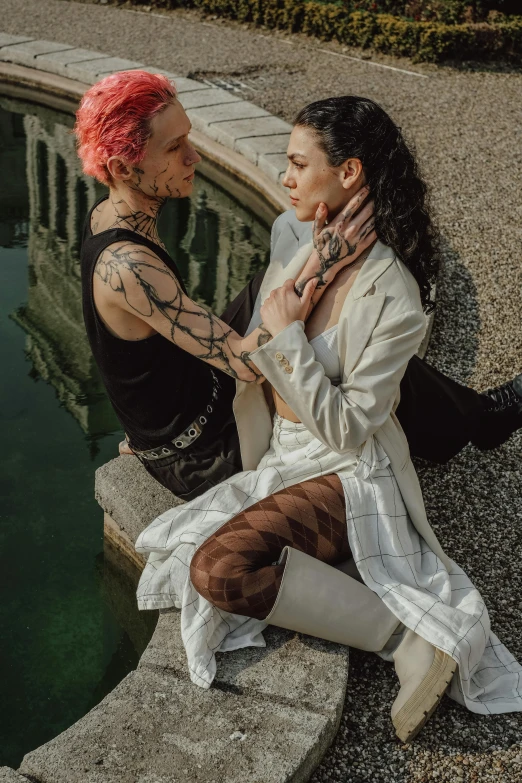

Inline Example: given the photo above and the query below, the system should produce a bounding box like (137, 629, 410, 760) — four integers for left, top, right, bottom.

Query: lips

(184, 172, 195, 182)
(290, 195, 299, 205)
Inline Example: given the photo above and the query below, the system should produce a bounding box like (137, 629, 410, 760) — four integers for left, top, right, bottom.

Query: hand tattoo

(311, 208, 375, 288)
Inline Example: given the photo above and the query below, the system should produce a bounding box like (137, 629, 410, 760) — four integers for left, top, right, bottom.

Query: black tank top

(81, 197, 233, 450)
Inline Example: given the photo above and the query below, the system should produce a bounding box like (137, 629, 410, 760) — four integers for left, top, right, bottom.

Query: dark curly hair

(294, 96, 440, 312)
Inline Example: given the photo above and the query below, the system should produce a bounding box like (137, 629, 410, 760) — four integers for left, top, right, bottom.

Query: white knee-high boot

(265, 546, 400, 652)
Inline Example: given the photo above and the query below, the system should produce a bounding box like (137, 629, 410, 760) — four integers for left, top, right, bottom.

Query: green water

(0, 95, 271, 768)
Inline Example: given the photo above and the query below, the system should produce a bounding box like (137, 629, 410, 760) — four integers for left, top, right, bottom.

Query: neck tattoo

(108, 195, 166, 249)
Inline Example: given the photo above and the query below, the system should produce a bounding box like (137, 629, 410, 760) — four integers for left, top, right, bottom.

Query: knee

(190, 542, 212, 602)
(190, 533, 257, 614)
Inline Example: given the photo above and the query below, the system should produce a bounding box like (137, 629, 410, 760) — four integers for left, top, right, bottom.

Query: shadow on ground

(311, 245, 522, 782)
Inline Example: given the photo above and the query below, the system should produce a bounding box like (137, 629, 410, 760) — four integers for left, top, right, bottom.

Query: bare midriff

(269, 253, 370, 423)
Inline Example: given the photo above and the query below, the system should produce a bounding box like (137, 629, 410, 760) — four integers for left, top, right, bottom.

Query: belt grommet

(207, 405, 213, 413)
(199, 416, 207, 425)
(175, 440, 184, 448)
(150, 451, 158, 458)
(188, 428, 197, 437)
(162, 447, 171, 455)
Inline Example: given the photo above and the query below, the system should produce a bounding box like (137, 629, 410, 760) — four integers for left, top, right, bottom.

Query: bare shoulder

(93, 241, 183, 315)
(95, 240, 167, 274)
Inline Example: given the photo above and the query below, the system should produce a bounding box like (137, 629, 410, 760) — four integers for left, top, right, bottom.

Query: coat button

(281, 358, 290, 367)
(275, 352, 284, 361)
(284, 366, 293, 374)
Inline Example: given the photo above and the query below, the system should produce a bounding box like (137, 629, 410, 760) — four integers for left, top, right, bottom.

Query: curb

(0, 34, 291, 214)
(17, 454, 349, 783)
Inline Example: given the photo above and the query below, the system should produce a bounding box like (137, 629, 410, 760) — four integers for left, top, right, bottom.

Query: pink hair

(74, 70, 177, 185)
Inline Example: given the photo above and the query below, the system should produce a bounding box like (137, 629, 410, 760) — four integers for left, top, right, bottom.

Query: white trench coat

(137, 239, 522, 713)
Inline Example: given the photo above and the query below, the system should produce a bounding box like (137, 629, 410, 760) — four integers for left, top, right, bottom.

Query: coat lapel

(245, 242, 313, 334)
(339, 292, 386, 380)
(351, 241, 396, 299)
(338, 242, 395, 378)
(259, 242, 313, 305)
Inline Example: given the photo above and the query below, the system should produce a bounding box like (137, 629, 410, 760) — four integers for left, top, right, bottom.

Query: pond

(0, 94, 274, 768)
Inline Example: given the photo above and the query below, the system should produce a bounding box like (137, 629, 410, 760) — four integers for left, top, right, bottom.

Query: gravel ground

(1, 1, 521, 781)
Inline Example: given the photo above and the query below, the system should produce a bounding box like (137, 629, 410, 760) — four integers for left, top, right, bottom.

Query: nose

(186, 142, 202, 167)
(282, 165, 294, 190)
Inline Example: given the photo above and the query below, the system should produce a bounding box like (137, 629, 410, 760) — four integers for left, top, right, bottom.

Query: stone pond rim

(0, 44, 351, 783)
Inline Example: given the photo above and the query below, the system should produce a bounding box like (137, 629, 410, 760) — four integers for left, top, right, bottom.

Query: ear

(106, 156, 134, 183)
(340, 157, 364, 191)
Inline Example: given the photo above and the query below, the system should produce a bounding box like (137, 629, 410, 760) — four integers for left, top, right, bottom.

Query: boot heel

(393, 648, 457, 743)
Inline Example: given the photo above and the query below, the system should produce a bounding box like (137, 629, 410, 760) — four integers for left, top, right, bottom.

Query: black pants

(144, 271, 485, 498)
(396, 354, 484, 463)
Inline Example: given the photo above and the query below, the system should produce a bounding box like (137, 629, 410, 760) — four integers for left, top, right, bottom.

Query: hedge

(312, 1, 521, 25)
(126, 0, 522, 62)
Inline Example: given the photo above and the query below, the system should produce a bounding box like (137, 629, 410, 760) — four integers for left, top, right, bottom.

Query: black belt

(130, 371, 221, 461)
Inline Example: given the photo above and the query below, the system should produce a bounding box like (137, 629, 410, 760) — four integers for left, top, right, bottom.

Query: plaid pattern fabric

(136, 417, 522, 715)
(190, 475, 349, 619)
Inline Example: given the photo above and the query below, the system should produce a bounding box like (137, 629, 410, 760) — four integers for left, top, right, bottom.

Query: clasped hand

(260, 277, 317, 337)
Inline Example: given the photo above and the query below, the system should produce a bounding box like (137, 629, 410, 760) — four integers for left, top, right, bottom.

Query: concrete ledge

(0, 768, 29, 782)
(104, 512, 146, 571)
(235, 133, 290, 164)
(141, 608, 349, 714)
(0, 34, 35, 48)
(12, 454, 349, 783)
(95, 456, 182, 548)
(20, 664, 344, 783)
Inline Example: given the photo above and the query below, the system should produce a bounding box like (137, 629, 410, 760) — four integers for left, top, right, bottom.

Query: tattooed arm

(93, 241, 271, 382)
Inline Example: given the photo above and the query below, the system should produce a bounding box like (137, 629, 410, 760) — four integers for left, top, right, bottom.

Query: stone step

(0, 769, 30, 782)
(22, 452, 349, 781)
(20, 661, 343, 783)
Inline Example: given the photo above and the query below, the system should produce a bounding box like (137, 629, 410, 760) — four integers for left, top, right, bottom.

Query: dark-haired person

(136, 96, 522, 741)
(76, 70, 521, 504)
(268, 201, 522, 464)
(75, 71, 375, 500)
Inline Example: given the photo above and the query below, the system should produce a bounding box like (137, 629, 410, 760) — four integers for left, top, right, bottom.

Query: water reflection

(0, 94, 273, 768)
(1, 97, 271, 452)
(0, 105, 28, 246)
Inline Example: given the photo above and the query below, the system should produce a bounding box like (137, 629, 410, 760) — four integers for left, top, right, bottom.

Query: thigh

(190, 473, 350, 619)
(398, 355, 484, 463)
(194, 473, 350, 570)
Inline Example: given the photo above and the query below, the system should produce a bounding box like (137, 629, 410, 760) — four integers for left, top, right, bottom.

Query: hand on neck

(328, 181, 366, 224)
